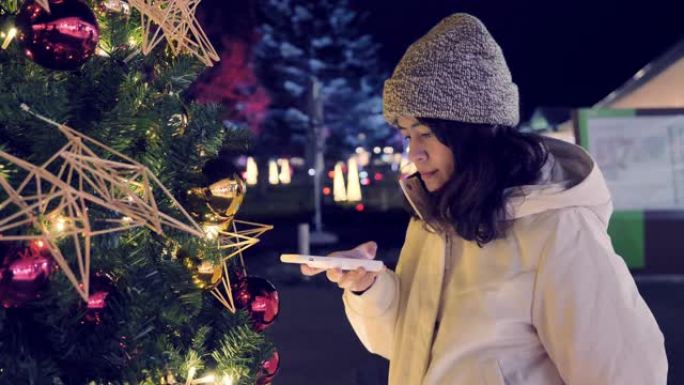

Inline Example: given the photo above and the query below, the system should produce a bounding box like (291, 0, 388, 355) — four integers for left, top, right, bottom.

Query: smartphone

(280, 254, 385, 272)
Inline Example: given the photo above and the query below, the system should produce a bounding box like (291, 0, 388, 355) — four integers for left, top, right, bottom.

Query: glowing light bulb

(185, 367, 197, 385)
(95, 47, 110, 57)
(203, 224, 220, 240)
(53, 216, 67, 233)
(192, 372, 216, 384)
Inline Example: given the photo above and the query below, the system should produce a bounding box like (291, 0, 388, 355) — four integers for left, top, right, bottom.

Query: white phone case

(280, 254, 385, 272)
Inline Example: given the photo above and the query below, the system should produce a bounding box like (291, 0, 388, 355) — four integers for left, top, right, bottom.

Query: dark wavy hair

(411, 118, 548, 246)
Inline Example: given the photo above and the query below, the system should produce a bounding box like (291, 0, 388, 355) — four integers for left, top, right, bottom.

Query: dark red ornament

(0, 240, 56, 308)
(256, 349, 280, 385)
(15, 0, 100, 70)
(81, 272, 115, 325)
(234, 276, 279, 332)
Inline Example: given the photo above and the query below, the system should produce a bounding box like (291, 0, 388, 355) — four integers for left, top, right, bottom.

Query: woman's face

(397, 116, 455, 192)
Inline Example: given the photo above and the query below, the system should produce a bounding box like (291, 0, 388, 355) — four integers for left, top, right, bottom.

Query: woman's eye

(420, 133, 433, 138)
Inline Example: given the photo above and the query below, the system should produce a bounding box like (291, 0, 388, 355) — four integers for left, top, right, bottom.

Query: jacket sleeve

(342, 268, 400, 359)
(531, 207, 668, 385)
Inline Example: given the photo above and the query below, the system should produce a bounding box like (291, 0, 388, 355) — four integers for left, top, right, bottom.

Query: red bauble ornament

(256, 350, 280, 385)
(234, 276, 279, 332)
(0, 240, 56, 308)
(15, 0, 100, 70)
(81, 272, 115, 325)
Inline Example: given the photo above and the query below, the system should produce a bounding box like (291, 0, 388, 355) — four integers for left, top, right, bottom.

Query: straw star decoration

(127, 0, 219, 66)
(19, 104, 204, 239)
(34, 0, 50, 13)
(29, 0, 50, 13)
(0, 104, 204, 302)
(209, 219, 273, 313)
(0, 152, 94, 301)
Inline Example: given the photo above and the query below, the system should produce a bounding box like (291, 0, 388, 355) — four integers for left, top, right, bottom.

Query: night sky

(355, 0, 684, 120)
(200, 0, 684, 122)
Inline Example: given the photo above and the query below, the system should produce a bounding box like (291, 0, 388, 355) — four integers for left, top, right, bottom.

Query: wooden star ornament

(128, 0, 219, 66)
(0, 104, 205, 302)
(209, 219, 273, 313)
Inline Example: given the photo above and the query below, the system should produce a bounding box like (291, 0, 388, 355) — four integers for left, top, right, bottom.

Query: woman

(301, 13, 667, 385)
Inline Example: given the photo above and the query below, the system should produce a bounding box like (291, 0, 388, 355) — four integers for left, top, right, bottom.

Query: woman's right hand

(301, 241, 380, 293)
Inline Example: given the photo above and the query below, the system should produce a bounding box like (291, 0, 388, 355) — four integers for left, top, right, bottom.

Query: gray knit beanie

(383, 13, 519, 127)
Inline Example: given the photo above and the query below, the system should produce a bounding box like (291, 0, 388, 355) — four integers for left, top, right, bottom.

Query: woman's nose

(408, 145, 427, 163)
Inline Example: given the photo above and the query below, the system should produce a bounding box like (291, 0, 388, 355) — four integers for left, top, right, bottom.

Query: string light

(188, 372, 234, 385)
(193, 373, 215, 384)
(173, 368, 235, 385)
(1, 27, 17, 50)
(52, 215, 68, 234)
(203, 224, 220, 240)
(95, 47, 110, 57)
(185, 367, 197, 385)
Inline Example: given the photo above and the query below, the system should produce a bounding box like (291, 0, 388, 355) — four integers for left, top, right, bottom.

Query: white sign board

(585, 114, 684, 210)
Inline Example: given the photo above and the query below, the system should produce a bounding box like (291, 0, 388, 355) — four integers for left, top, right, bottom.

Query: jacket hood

(399, 137, 613, 225)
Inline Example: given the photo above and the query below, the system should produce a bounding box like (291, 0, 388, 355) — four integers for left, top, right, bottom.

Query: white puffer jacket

(343, 138, 667, 385)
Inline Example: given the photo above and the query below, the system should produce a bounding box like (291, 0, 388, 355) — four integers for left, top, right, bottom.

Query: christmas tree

(253, 0, 393, 160)
(0, 0, 279, 383)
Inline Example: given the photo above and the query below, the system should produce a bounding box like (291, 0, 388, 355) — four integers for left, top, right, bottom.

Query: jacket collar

(399, 172, 433, 222)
